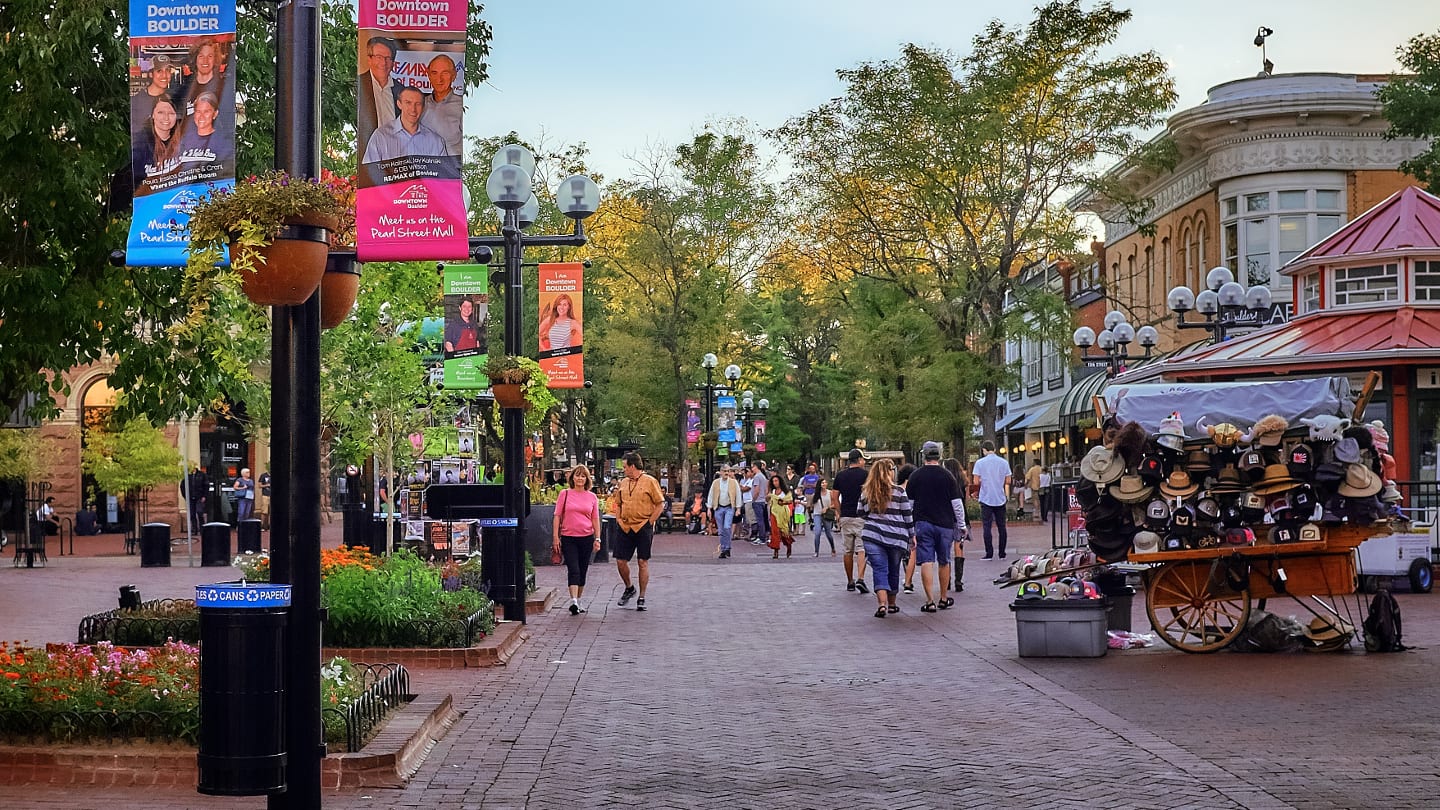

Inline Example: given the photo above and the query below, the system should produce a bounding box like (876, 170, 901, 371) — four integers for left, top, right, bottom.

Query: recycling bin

(201, 522, 232, 567)
(139, 522, 171, 567)
(237, 519, 263, 554)
(196, 582, 291, 796)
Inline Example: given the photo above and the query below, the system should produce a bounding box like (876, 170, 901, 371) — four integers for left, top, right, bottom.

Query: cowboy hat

(1184, 448, 1214, 473)
(1109, 474, 1154, 504)
(1337, 463, 1383, 498)
(1079, 445, 1125, 484)
(1251, 464, 1301, 495)
(1302, 615, 1355, 645)
(1159, 470, 1199, 498)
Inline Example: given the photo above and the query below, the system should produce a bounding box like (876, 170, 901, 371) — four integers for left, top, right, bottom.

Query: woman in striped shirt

(859, 458, 915, 618)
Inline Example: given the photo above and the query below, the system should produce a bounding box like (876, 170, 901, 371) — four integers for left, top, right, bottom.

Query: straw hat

(1109, 474, 1154, 504)
(1080, 445, 1125, 484)
(1302, 615, 1355, 649)
(1251, 464, 1301, 495)
(1337, 463, 1383, 498)
(1159, 469, 1199, 498)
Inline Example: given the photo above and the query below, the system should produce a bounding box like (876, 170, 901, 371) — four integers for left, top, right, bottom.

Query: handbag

(552, 490, 571, 565)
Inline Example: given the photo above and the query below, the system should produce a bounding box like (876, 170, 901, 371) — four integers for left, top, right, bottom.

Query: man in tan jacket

(707, 464, 743, 559)
(610, 452, 665, 611)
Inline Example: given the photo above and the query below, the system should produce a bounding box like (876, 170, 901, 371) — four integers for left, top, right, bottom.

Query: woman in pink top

(553, 464, 602, 615)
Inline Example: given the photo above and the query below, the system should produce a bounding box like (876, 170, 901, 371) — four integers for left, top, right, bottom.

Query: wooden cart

(1128, 526, 1381, 652)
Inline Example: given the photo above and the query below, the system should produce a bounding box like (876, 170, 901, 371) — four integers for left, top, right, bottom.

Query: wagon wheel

(1144, 561, 1252, 653)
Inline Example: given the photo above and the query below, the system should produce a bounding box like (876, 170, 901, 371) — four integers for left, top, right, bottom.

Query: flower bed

(0, 642, 384, 749)
(76, 598, 199, 647)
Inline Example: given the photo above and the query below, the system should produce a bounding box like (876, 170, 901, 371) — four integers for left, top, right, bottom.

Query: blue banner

(195, 583, 292, 608)
(126, 0, 238, 267)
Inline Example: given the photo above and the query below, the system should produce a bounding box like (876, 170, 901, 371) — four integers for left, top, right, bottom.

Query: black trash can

(1092, 570, 1134, 633)
(139, 522, 171, 567)
(196, 582, 290, 796)
(236, 519, 263, 554)
(368, 515, 402, 556)
(341, 502, 367, 549)
(201, 523, 232, 567)
(595, 514, 617, 563)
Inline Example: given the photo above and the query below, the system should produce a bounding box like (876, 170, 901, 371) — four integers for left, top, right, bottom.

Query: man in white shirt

(421, 54, 463, 156)
(971, 440, 1012, 559)
(363, 87, 446, 163)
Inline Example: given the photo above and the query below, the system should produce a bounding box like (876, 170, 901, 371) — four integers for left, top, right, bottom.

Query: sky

(468, 0, 1439, 185)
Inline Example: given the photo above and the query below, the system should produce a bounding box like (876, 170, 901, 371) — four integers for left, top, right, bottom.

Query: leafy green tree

(1379, 28, 1440, 192)
(586, 126, 778, 484)
(80, 418, 183, 497)
(773, 1, 1175, 447)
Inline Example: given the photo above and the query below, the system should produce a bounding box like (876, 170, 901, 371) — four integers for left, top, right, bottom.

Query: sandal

(874, 606, 887, 619)
(921, 602, 937, 613)
(939, 597, 955, 609)
(887, 605, 899, 614)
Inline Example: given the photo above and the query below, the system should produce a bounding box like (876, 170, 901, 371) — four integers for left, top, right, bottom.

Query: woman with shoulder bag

(553, 465, 602, 615)
(811, 479, 837, 557)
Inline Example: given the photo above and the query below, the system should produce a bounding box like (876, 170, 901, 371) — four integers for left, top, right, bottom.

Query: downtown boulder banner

(441, 264, 489, 390)
(537, 263, 585, 388)
(126, 0, 237, 266)
(356, 0, 468, 262)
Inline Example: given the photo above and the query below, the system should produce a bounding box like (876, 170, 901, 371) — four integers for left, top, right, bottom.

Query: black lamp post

(1072, 311, 1158, 378)
(692, 354, 740, 488)
(471, 144, 599, 624)
(1167, 266, 1275, 345)
(738, 389, 769, 464)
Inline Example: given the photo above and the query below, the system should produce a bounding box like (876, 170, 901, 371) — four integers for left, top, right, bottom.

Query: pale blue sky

(469, 1, 1438, 183)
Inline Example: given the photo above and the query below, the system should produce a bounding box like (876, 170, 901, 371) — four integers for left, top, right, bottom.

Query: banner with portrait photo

(441, 264, 489, 389)
(685, 400, 700, 444)
(126, 0, 237, 267)
(356, 1, 468, 262)
(537, 262, 585, 388)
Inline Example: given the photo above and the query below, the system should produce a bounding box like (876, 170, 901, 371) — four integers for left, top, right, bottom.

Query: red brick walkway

(3, 519, 1440, 808)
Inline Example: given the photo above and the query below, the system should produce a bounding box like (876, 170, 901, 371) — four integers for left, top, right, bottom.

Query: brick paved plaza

(2, 521, 1439, 808)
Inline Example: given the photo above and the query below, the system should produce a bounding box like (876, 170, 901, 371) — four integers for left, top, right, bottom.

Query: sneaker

(618, 585, 637, 606)
(635, 597, 646, 612)
(569, 603, 580, 616)
(847, 582, 856, 591)
(855, 580, 870, 595)
(903, 584, 914, 594)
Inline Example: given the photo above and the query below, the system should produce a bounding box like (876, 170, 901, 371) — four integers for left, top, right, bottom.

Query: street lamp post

(738, 390, 770, 464)
(692, 354, 738, 489)
(1167, 266, 1275, 344)
(1072, 310, 1158, 377)
(472, 145, 599, 624)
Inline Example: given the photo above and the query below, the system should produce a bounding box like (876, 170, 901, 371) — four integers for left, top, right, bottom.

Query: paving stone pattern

(2, 522, 1440, 807)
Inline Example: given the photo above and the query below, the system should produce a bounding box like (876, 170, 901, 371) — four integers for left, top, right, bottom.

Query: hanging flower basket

(491, 383, 530, 410)
(232, 212, 337, 306)
(320, 253, 361, 328)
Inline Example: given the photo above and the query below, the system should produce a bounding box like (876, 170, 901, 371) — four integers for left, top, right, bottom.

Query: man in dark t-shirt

(833, 449, 870, 593)
(906, 441, 959, 611)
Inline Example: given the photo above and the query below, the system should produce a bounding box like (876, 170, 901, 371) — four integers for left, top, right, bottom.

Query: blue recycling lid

(195, 583, 292, 608)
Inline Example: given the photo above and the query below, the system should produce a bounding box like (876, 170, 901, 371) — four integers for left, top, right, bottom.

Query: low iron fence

(321, 662, 410, 753)
(77, 598, 200, 646)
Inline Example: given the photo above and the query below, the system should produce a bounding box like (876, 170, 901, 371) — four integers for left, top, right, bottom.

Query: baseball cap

(847, 448, 869, 463)
(921, 441, 942, 459)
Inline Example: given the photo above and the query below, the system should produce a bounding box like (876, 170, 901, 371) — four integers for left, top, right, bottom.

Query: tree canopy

(1379, 28, 1440, 192)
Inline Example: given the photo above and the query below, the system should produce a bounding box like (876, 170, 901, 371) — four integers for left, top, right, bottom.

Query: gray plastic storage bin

(1009, 599, 1110, 658)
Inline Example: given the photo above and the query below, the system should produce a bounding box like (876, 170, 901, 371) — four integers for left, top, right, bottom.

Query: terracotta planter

(491, 383, 530, 410)
(320, 254, 361, 329)
(232, 213, 337, 306)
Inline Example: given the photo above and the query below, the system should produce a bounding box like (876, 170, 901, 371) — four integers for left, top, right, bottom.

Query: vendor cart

(1128, 526, 1378, 652)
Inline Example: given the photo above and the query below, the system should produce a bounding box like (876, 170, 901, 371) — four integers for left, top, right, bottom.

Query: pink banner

(355, 0, 468, 261)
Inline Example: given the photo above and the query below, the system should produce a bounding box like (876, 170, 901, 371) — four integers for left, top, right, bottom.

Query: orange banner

(537, 262, 584, 388)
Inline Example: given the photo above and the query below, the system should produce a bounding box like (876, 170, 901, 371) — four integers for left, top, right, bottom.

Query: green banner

(441, 264, 490, 389)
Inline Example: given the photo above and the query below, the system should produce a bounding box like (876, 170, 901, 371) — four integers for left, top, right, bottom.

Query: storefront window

(1221, 185, 1346, 289)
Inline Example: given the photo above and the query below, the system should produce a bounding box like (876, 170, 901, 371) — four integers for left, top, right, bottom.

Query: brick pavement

(3, 518, 1440, 808)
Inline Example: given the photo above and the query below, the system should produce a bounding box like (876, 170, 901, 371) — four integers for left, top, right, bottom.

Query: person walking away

(234, 468, 255, 523)
(747, 462, 770, 548)
(553, 465, 602, 614)
(766, 473, 794, 559)
(707, 465, 742, 558)
(811, 479, 837, 556)
(943, 457, 970, 591)
(185, 465, 208, 531)
(896, 460, 918, 593)
(1025, 460, 1043, 523)
(256, 470, 272, 530)
(906, 442, 960, 612)
(834, 449, 870, 593)
(798, 461, 820, 534)
(859, 459, 914, 618)
(1038, 466, 1053, 523)
(972, 442, 1011, 559)
(609, 453, 665, 611)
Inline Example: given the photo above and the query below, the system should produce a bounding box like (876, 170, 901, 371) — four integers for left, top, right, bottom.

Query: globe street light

(1167, 266, 1274, 344)
(1072, 310, 1157, 377)
(738, 390, 770, 463)
(691, 353, 735, 489)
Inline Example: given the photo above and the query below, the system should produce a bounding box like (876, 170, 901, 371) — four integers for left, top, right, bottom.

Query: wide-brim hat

(1337, 463, 1383, 498)
(1109, 474, 1154, 503)
(1159, 470, 1199, 498)
(1251, 464, 1301, 495)
(1155, 433, 1185, 452)
(1185, 448, 1213, 473)
(1209, 465, 1246, 493)
(1080, 445, 1125, 484)
(1303, 615, 1355, 645)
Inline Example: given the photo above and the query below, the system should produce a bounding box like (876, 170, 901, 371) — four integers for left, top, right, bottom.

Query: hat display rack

(1074, 371, 1396, 562)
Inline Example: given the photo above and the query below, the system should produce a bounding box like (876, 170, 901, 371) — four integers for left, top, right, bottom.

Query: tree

(1379, 29, 1440, 192)
(773, 1, 1175, 449)
(80, 418, 183, 498)
(586, 126, 778, 485)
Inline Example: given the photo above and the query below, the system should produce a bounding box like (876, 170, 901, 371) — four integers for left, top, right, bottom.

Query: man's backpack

(1363, 589, 1405, 652)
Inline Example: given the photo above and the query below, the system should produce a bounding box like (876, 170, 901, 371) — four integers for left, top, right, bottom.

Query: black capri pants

(560, 535, 594, 587)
